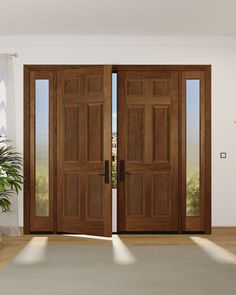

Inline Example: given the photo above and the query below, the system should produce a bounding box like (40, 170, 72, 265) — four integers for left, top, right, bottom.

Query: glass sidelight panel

(186, 80, 200, 216)
(35, 80, 49, 216)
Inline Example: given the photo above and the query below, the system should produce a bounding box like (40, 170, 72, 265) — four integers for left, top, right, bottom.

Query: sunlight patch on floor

(13, 237, 48, 265)
(63, 234, 112, 241)
(191, 237, 236, 265)
(112, 235, 137, 265)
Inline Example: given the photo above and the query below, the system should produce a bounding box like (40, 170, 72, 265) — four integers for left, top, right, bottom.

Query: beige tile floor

(1, 227, 236, 270)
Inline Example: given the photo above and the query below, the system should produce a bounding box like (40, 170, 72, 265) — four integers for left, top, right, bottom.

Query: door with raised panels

(117, 69, 179, 232)
(56, 66, 112, 236)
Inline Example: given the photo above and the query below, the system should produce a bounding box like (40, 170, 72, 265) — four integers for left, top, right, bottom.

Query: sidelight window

(186, 80, 200, 217)
(35, 79, 49, 216)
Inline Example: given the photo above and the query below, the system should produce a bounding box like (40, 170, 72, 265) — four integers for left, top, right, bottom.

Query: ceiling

(1, 0, 236, 35)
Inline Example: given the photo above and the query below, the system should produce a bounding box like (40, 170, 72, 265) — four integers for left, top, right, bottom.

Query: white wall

(1, 35, 236, 227)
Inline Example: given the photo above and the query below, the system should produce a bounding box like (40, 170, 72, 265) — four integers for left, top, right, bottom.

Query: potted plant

(0, 138, 23, 216)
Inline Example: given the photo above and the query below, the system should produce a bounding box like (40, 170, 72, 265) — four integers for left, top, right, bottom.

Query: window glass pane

(186, 80, 200, 216)
(35, 80, 49, 216)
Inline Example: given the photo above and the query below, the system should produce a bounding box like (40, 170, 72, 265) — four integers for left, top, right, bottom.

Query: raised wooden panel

(87, 75, 103, 95)
(64, 78, 80, 95)
(127, 80, 144, 96)
(126, 173, 144, 216)
(153, 106, 169, 161)
(64, 105, 79, 161)
(127, 106, 144, 161)
(87, 103, 103, 162)
(152, 173, 170, 216)
(153, 80, 170, 96)
(87, 174, 103, 219)
(64, 173, 80, 217)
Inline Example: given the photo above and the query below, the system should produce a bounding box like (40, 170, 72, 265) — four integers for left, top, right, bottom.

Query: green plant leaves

(0, 138, 23, 213)
(112, 161, 117, 189)
(186, 174, 200, 216)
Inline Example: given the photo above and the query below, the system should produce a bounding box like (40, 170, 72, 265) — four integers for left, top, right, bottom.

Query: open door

(56, 66, 112, 236)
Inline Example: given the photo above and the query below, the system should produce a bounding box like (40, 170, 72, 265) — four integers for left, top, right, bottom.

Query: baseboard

(212, 226, 236, 234)
(19, 227, 24, 235)
(212, 226, 236, 229)
(19, 226, 236, 235)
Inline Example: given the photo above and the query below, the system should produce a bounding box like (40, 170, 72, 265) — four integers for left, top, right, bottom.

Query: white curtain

(0, 54, 20, 236)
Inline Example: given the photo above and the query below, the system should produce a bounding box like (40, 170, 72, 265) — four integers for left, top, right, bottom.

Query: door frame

(24, 64, 211, 234)
(24, 66, 58, 233)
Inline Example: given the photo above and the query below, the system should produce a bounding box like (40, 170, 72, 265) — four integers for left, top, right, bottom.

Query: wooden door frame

(24, 66, 57, 233)
(24, 64, 211, 234)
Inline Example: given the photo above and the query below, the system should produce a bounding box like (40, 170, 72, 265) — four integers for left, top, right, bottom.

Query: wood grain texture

(117, 69, 179, 232)
(205, 66, 212, 234)
(152, 172, 170, 216)
(87, 174, 103, 219)
(56, 65, 112, 236)
(103, 65, 112, 236)
(64, 173, 80, 217)
(23, 66, 30, 234)
(153, 106, 169, 161)
(87, 103, 103, 162)
(127, 106, 144, 161)
(64, 105, 80, 161)
(126, 173, 144, 216)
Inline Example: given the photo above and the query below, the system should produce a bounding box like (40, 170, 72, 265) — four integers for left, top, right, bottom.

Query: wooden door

(57, 66, 112, 236)
(117, 70, 179, 232)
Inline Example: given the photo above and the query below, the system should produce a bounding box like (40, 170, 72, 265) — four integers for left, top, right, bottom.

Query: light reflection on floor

(10, 235, 236, 268)
(63, 234, 112, 241)
(13, 237, 48, 265)
(191, 237, 236, 265)
(112, 235, 137, 265)
(13, 234, 137, 266)
(62, 234, 137, 265)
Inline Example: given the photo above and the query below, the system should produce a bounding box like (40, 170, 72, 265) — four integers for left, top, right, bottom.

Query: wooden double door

(24, 65, 211, 236)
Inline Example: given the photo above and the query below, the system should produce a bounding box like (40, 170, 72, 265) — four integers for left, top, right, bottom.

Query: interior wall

(0, 35, 235, 227)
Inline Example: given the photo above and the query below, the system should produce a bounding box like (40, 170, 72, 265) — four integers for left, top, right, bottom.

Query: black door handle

(119, 160, 125, 182)
(97, 160, 109, 184)
(104, 160, 109, 184)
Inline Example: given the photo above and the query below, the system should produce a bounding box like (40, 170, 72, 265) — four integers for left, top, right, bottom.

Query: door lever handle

(96, 160, 109, 184)
(119, 160, 125, 181)
(104, 160, 109, 184)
